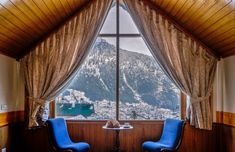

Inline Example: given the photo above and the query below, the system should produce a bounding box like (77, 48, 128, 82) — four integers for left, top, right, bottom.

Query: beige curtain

(124, 0, 217, 130)
(21, 0, 112, 128)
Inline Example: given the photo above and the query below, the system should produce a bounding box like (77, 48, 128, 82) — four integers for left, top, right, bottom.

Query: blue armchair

(142, 119, 185, 152)
(46, 118, 90, 152)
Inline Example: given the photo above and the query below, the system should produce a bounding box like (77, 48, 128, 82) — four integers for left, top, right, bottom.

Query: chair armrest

(160, 148, 177, 152)
(58, 149, 73, 152)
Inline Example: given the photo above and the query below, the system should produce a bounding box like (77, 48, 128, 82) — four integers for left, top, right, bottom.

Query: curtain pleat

(124, 0, 217, 130)
(21, 0, 112, 128)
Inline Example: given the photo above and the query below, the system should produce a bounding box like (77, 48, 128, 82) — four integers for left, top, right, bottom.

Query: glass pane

(120, 3, 139, 34)
(119, 37, 180, 120)
(56, 37, 116, 120)
(100, 2, 116, 34)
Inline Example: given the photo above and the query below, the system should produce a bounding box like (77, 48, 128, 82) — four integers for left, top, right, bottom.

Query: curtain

(21, 0, 112, 128)
(124, 0, 217, 130)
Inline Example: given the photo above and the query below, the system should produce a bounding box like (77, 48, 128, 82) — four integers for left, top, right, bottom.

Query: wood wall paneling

(0, 111, 25, 151)
(220, 124, 235, 152)
(4, 120, 234, 152)
(0, 111, 24, 127)
(14, 120, 221, 152)
(216, 111, 235, 127)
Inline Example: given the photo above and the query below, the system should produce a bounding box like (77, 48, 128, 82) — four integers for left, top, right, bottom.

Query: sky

(99, 3, 152, 56)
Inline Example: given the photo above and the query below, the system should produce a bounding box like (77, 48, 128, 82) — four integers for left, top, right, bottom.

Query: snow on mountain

(56, 38, 180, 119)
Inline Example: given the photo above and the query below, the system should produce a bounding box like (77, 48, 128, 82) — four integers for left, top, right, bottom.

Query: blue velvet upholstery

(47, 118, 90, 152)
(142, 119, 184, 152)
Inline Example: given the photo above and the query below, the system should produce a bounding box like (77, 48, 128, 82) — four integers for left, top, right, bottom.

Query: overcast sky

(99, 4, 152, 56)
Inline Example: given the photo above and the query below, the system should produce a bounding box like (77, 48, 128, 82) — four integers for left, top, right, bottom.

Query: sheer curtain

(124, 0, 217, 130)
(21, 0, 112, 128)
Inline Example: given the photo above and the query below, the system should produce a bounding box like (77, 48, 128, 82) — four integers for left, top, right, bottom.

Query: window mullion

(116, 0, 120, 120)
(99, 34, 141, 37)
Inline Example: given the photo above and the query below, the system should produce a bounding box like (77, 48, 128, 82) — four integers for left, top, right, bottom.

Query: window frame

(52, 0, 185, 121)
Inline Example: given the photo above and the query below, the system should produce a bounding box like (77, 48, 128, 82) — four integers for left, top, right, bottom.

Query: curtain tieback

(27, 97, 46, 119)
(27, 96, 45, 106)
(190, 91, 212, 104)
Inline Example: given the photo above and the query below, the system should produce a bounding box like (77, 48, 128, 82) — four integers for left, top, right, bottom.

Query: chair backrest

(159, 119, 184, 150)
(46, 118, 72, 149)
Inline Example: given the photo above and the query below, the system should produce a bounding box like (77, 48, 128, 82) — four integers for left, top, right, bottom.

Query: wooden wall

(220, 124, 235, 152)
(2, 120, 235, 152)
(0, 111, 24, 151)
(217, 111, 235, 127)
(10, 120, 221, 152)
(0, 123, 25, 151)
(67, 121, 220, 152)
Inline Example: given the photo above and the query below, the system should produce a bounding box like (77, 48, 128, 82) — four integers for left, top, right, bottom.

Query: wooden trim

(0, 111, 24, 127)
(180, 92, 186, 120)
(216, 111, 235, 127)
(49, 101, 55, 119)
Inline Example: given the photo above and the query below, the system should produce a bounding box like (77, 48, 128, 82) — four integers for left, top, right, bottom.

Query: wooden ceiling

(149, 0, 235, 58)
(0, 0, 234, 59)
(0, 0, 88, 59)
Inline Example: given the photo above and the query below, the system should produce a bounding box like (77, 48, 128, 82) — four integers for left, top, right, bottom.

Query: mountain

(64, 38, 179, 112)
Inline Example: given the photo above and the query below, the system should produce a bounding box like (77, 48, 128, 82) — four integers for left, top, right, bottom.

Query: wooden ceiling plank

(190, 2, 230, 31)
(8, 0, 46, 33)
(206, 27, 235, 42)
(179, 0, 207, 25)
(199, 14, 235, 38)
(169, 0, 187, 16)
(31, 0, 57, 25)
(65, 0, 73, 11)
(0, 46, 18, 58)
(0, 19, 33, 41)
(195, 4, 234, 34)
(159, 0, 171, 9)
(0, 39, 21, 52)
(21, 0, 51, 30)
(164, 0, 178, 13)
(219, 47, 235, 55)
(221, 50, 235, 58)
(17, 0, 90, 59)
(152, 0, 163, 6)
(171, 0, 188, 17)
(51, 0, 69, 19)
(44, 0, 64, 22)
(1, 0, 234, 58)
(0, 35, 23, 49)
(59, 0, 72, 16)
(0, 15, 33, 38)
(70, 0, 76, 10)
(183, 1, 218, 28)
(215, 42, 235, 51)
(174, 0, 195, 20)
(0, 0, 88, 59)
(24, 0, 55, 26)
(41, 0, 61, 22)
(0, 4, 40, 35)
(0, 31, 26, 48)
(142, 0, 220, 58)
(214, 38, 235, 49)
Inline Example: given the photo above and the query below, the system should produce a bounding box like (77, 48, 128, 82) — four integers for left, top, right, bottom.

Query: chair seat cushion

(142, 141, 172, 152)
(60, 142, 90, 152)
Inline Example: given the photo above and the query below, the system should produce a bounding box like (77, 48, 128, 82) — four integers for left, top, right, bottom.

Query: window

(55, 0, 180, 120)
